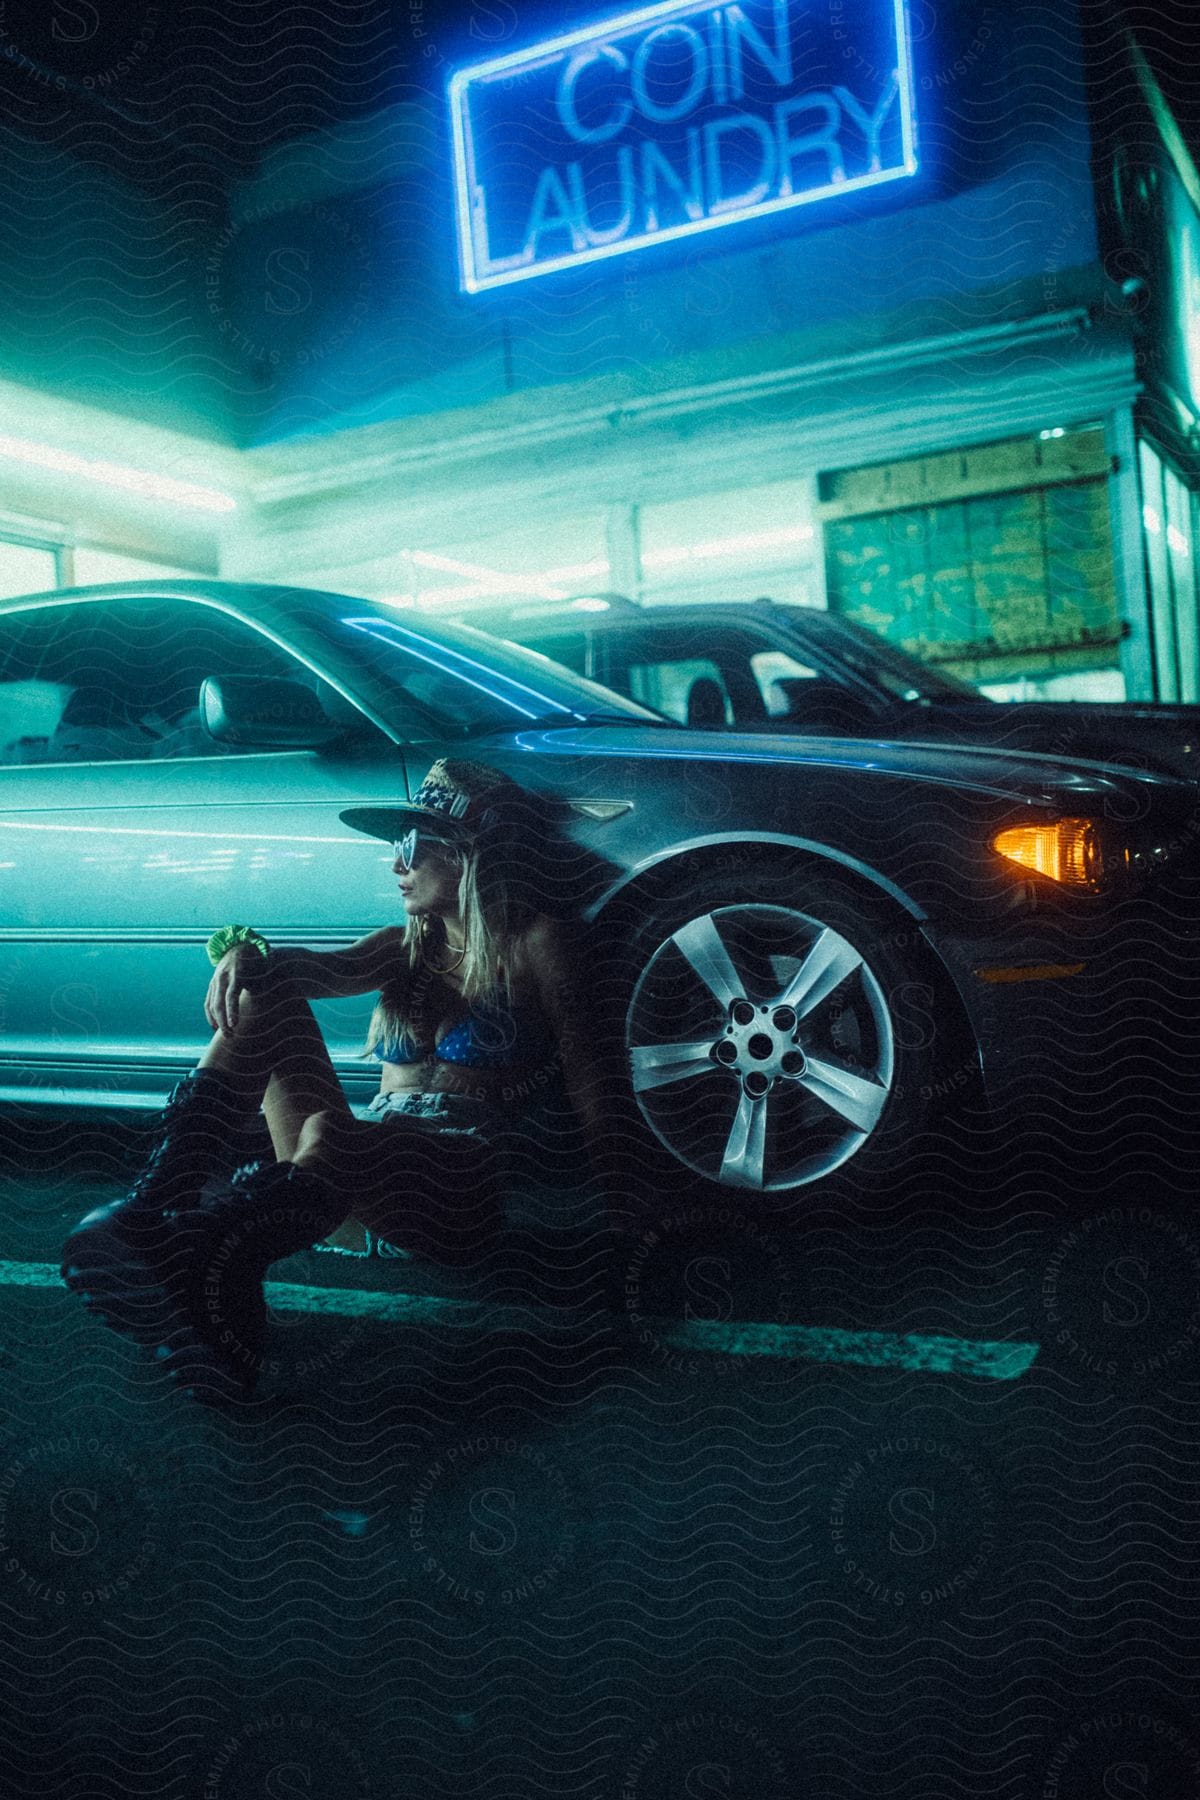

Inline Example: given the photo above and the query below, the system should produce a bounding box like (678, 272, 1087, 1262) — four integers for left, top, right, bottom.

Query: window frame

(0, 531, 66, 601)
(0, 591, 393, 771)
(596, 621, 792, 724)
(819, 427, 1124, 690)
(498, 626, 592, 679)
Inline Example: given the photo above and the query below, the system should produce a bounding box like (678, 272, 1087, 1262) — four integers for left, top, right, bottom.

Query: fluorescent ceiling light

(409, 548, 512, 581)
(413, 585, 530, 607)
(389, 519, 815, 603)
(387, 552, 612, 609)
(642, 523, 816, 568)
(543, 557, 609, 583)
(409, 547, 567, 601)
(0, 434, 236, 513)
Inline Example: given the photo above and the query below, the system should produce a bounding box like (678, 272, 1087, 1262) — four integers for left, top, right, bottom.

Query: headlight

(991, 818, 1107, 891)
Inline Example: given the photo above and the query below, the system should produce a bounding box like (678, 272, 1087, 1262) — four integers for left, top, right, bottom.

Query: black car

(451, 594, 1200, 784)
(1, 580, 1196, 1205)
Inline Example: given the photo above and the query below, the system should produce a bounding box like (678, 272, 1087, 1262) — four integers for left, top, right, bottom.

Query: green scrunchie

(206, 925, 271, 967)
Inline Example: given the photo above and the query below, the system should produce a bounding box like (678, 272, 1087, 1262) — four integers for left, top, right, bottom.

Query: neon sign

(449, 0, 917, 292)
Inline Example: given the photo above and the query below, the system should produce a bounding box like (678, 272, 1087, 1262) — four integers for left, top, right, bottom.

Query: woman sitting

(60, 758, 613, 1404)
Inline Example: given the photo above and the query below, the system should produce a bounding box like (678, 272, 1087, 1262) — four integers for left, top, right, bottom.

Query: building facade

(0, 0, 1197, 703)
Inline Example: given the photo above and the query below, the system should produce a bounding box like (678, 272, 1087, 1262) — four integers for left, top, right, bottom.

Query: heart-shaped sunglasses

(392, 826, 461, 872)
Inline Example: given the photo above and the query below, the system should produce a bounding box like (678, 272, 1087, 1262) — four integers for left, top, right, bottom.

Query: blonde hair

(359, 822, 527, 1061)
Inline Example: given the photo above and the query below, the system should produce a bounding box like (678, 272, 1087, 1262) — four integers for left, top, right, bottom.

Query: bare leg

(197, 974, 351, 1163)
(291, 1111, 506, 1265)
(63, 976, 364, 1391)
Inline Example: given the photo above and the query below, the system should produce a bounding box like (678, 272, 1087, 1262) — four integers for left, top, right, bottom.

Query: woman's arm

(267, 926, 406, 1000)
(207, 926, 407, 1033)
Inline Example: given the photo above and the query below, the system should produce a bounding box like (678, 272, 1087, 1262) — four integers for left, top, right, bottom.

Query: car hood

(881, 698, 1200, 785)
(525, 723, 1188, 809)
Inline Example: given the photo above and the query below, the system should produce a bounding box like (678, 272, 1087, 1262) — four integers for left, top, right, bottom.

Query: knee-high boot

(157, 1158, 345, 1403)
(60, 1066, 252, 1350)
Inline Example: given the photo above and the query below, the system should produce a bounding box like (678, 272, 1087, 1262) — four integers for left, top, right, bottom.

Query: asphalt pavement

(1, 1104, 1198, 1799)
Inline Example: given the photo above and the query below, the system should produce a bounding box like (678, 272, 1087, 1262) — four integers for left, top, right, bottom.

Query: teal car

(1, 580, 1196, 1200)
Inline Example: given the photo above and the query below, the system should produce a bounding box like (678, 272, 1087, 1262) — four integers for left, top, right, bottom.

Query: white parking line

(0, 1258, 1039, 1379)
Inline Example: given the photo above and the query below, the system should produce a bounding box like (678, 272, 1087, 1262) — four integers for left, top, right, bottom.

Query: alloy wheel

(625, 903, 896, 1191)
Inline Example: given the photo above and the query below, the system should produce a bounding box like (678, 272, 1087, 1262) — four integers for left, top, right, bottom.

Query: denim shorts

(351, 1087, 506, 1141)
(326, 1082, 587, 1258)
(353, 1081, 583, 1181)
(328, 1089, 511, 1260)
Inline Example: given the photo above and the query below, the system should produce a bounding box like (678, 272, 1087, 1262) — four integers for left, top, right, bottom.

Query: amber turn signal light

(992, 818, 1104, 890)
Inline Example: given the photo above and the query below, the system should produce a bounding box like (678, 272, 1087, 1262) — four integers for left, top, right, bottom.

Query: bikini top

(370, 993, 558, 1070)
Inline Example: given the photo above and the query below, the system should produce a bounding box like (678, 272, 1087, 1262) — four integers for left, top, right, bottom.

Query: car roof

(0, 577, 357, 626)
(0, 578, 667, 725)
(456, 594, 778, 616)
(0, 580, 781, 634)
(449, 595, 983, 702)
(450, 596, 802, 634)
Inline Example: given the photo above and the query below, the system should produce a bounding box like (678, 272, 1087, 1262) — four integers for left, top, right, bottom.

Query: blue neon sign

(449, 0, 917, 292)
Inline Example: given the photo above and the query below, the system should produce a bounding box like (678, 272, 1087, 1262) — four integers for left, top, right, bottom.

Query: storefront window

(402, 512, 609, 610)
(821, 429, 1124, 695)
(638, 478, 818, 608)
(977, 669, 1128, 701)
(1139, 440, 1198, 702)
(0, 538, 196, 600)
(1166, 475, 1199, 704)
(0, 538, 58, 599)
(283, 512, 610, 612)
(72, 548, 195, 584)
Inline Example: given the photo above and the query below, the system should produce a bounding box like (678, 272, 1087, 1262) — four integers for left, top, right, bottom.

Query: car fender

(584, 828, 929, 925)
(583, 828, 986, 1112)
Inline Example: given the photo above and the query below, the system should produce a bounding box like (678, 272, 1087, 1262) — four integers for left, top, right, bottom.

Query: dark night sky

(1, 0, 1199, 186)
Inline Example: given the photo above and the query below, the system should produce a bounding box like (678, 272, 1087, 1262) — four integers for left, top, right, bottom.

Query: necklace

(425, 934, 466, 975)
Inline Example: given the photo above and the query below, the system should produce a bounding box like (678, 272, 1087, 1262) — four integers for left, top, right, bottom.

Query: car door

(0, 593, 413, 1106)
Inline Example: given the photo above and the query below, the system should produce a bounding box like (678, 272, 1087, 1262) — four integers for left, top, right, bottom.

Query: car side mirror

(200, 675, 343, 748)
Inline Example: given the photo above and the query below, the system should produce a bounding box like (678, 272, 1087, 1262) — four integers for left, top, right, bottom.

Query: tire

(609, 864, 950, 1207)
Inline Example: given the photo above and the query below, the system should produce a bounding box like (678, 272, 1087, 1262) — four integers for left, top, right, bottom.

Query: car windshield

(328, 608, 666, 736)
(794, 612, 983, 701)
(452, 599, 986, 708)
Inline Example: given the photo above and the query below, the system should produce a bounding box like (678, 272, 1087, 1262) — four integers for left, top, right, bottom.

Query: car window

(817, 613, 978, 699)
(0, 678, 73, 762)
(0, 597, 375, 767)
(750, 650, 820, 716)
(504, 631, 589, 676)
(330, 612, 661, 735)
(625, 657, 732, 725)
